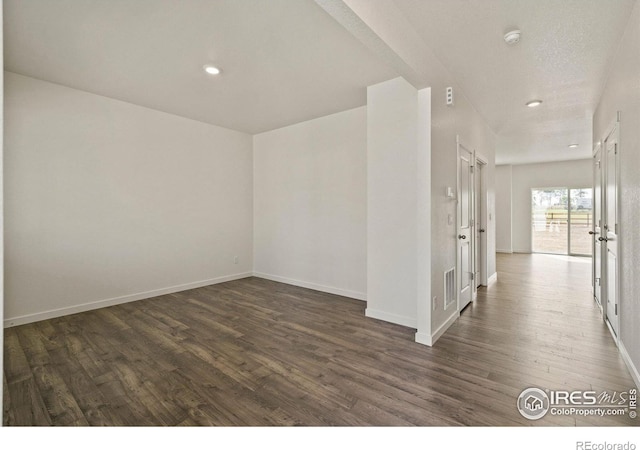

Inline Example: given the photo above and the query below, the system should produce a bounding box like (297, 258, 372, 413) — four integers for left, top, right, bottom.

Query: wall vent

(444, 267, 456, 309)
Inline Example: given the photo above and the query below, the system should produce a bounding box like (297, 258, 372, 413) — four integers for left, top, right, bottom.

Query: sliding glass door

(531, 188, 592, 256)
(569, 188, 593, 256)
(532, 188, 568, 254)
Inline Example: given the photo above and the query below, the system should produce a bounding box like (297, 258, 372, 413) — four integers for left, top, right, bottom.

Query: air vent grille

(444, 267, 456, 309)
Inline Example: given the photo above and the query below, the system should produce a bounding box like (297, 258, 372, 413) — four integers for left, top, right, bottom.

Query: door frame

(601, 114, 621, 342)
(592, 141, 603, 315)
(474, 155, 489, 290)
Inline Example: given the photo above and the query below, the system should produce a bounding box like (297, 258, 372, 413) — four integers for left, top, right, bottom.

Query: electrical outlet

(234, 256, 239, 264)
(446, 87, 454, 106)
(433, 296, 437, 311)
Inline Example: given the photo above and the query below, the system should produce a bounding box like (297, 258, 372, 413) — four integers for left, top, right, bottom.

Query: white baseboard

(252, 272, 366, 301)
(496, 249, 513, 253)
(432, 311, 460, 345)
(619, 340, 640, 389)
(487, 272, 498, 286)
(415, 311, 459, 347)
(365, 308, 417, 329)
(414, 331, 434, 346)
(4, 272, 253, 328)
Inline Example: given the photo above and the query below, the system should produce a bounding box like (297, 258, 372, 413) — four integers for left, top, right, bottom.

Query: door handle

(458, 234, 467, 240)
(598, 236, 608, 242)
(588, 231, 595, 235)
(479, 229, 486, 233)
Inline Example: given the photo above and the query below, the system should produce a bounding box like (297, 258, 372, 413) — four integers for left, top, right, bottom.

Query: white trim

(496, 249, 513, 254)
(432, 311, 460, 345)
(602, 119, 621, 339)
(474, 157, 488, 290)
(592, 140, 602, 158)
(415, 311, 459, 347)
(619, 340, 640, 389)
(487, 272, 498, 286)
(414, 331, 434, 346)
(475, 152, 488, 166)
(604, 114, 620, 144)
(605, 319, 619, 346)
(252, 272, 366, 301)
(4, 272, 253, 328)
(365, 308, 416, 328)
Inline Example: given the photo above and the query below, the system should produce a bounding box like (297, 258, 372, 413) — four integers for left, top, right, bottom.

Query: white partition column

(366, 77, 431, 342)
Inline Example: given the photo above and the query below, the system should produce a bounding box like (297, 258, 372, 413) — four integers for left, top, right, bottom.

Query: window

(531, 188, 592, 256)
(569, 188, 593, 256)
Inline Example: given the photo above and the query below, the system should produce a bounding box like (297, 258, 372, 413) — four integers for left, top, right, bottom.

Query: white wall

(503, 159, 592, 253)
(321, 0, 497, 343)
(4, 73, 254, 325)
(430, 83, 497, 339)
(366, 77, 431, 332)
(253, 107, 367, 299)
(495, 165, 513, 253)
(367, 77, 417, 327)
(593, 0, 640, 387)
(415, 88, 432, 345)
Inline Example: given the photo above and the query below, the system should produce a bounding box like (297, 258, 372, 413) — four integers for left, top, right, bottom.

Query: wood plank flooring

(3, 253, 638, 426)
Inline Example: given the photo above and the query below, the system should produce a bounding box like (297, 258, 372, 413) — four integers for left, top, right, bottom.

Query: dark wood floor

(3, 254, 638, 426)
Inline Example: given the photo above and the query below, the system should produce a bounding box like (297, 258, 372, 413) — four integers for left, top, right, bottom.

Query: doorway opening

(531, 187, 593, 256)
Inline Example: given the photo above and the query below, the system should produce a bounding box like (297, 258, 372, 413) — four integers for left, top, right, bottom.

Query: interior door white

(604, 131, 619, 336)
(458, 141, 473, 310)
(592, 145, 603, 309)
(474, 160, 485, 289)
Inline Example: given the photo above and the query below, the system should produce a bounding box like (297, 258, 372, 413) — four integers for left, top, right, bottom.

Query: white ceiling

(4, 0, 397, 134)
(4, 0, 636, 164)
(393, 0, 637, 165)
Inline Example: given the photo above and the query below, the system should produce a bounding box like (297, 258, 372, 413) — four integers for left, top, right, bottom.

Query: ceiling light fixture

(568, 144, 579, 149)
(203, 64, 221, 75)
(504, 29, 521, 45)
(526, 100, 543, 108)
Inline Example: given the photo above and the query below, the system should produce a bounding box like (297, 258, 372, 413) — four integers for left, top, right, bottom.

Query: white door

(474, 160, 485, 289)
(592, 145, 603, 310)
(604, 128, 619, 336)
(458, 139, 474, 310)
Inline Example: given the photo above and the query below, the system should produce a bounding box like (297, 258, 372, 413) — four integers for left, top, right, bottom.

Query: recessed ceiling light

(203, 64, 221, 75)
(526, 100, 543, 108)
(568, 144, 579, 149)
(504, 29, 521, 45)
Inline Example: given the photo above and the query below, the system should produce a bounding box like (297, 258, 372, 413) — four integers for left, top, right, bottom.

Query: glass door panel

(569, 188, 593, 256)
(532, 188, 568, 254)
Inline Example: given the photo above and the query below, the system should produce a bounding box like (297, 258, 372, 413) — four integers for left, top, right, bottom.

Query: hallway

(441, 253, 637, 425)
